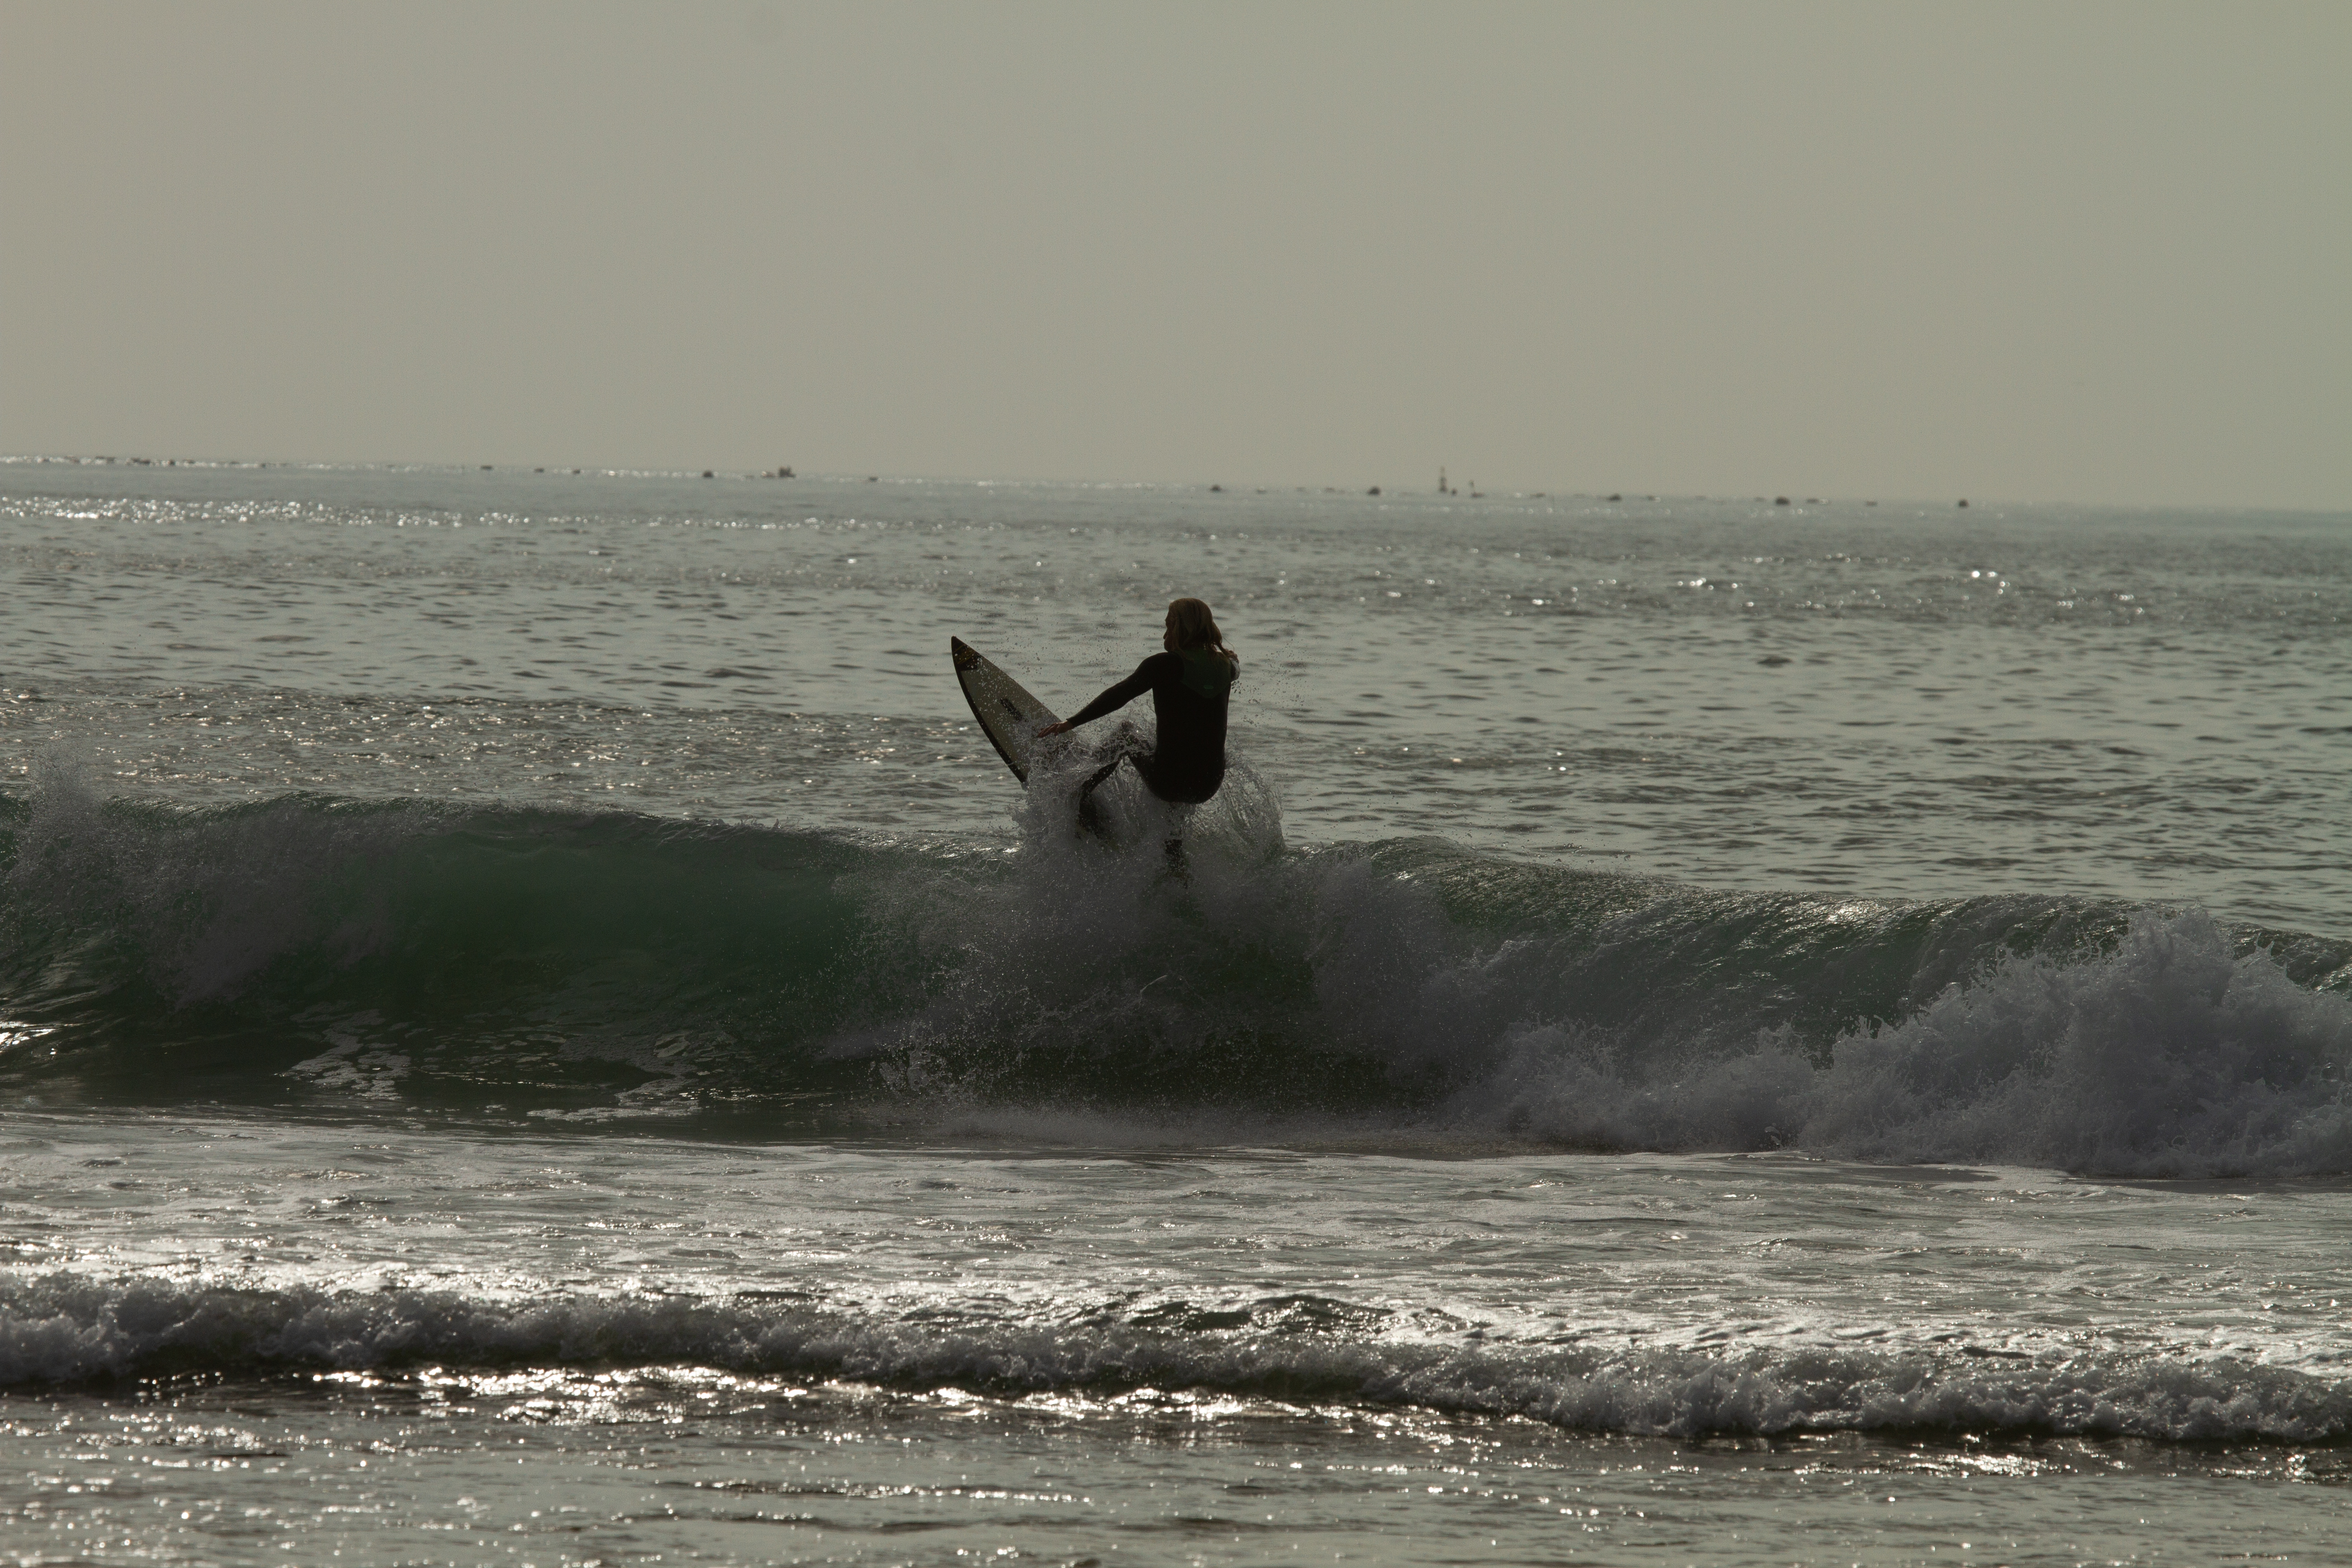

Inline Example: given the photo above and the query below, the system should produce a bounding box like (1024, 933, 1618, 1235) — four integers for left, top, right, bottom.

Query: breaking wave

(3, 1274, 2343, 1441)
(3, 775, 2348, 1176)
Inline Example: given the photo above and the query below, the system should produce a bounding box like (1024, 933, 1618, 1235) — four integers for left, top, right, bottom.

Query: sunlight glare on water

(2, 462, 2348, 1564)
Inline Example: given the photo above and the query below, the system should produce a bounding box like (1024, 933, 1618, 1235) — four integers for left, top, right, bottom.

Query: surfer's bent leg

(1078, 723, 1146, 793)
(1075, 723, 1147, 833)
(1078, 751, 1128, 796)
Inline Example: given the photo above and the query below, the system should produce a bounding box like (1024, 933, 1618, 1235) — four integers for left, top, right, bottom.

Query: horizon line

(4, 452, 2347, 517)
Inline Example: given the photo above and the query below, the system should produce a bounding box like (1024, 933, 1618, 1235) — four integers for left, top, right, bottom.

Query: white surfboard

(951, 637, 1059, 783)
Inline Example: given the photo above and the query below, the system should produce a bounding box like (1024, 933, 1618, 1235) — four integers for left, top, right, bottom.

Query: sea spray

(1455, 909, 2352, 1176)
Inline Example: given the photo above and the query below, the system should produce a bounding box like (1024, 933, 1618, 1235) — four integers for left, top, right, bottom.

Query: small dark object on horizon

(1210, 484, 1222, 492)
(480, 464, 492, 470)
(1608, 493, 1622, 502)
(1958, 498, 1970, 508)
(1774, 496, 1790, 506)
(1759, 654, 1793, 666)
(773, 466, 794, 479)
(702, 470, 714, 479)
(1367, 486, 1380, 495)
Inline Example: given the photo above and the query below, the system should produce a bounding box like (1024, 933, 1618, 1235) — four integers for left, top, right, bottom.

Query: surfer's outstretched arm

(1038, 660, 1156, 738)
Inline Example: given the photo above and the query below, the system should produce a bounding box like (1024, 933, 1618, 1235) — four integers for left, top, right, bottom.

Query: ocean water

(2, 460, 2349, 1565)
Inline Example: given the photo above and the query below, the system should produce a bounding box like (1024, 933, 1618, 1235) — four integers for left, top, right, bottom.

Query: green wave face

(0, 789, 898, 1116)
(4, 786, 2348, 1171)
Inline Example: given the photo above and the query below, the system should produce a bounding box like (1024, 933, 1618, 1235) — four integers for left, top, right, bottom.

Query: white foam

(1455, 910, 2352, 1176)
(3, 1274, 2343, 1442)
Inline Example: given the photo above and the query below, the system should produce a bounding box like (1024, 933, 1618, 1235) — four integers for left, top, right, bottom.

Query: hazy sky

(5, 1, 2346, 506)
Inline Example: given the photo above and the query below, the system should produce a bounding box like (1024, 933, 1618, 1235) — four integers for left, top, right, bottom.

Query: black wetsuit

(1064, 648, 1237, 804)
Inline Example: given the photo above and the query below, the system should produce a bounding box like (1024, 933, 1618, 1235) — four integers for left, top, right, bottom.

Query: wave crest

(4, 1274, 2343, 1443)
(4, 781, 2349, 1174)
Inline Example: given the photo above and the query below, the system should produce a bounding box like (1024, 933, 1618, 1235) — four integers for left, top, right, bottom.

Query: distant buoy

(1958, 498, 1970, 508)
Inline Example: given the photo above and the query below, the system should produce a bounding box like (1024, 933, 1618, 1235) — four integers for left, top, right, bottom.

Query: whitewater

(3, 461, 2349, 1564)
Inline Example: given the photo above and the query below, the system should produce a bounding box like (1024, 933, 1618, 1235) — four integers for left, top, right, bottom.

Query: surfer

(1039, 598, 1239, 826)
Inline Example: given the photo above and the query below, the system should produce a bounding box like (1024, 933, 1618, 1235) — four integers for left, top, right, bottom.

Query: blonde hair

(1166, 597, 1232, 656)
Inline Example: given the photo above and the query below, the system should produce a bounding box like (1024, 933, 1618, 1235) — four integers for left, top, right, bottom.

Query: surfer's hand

(1037, 720, 1072, 738)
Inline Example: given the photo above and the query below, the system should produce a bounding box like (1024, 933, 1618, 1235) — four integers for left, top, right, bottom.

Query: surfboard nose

(951, 637, 980, 671)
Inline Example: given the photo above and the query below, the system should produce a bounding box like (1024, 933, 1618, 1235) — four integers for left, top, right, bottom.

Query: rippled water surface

(6, 463, 2347, 926)
(3, 461, 2348, 1564)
